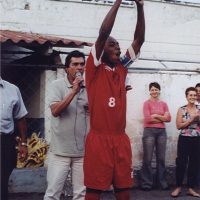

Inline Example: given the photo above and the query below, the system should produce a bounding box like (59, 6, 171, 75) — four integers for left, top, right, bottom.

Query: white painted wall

(1, 0, 200, 64)
(1, 0, 200, 167)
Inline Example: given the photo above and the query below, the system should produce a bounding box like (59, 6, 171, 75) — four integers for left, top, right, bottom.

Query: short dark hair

(65, 50, 85, 67)
(149, 82, 161, 91)
(195, 83, 200, 88)
(185, 87, 196, 96)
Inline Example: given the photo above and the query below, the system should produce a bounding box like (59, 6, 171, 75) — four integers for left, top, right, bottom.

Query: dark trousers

(1, 134, 17, 200)
(176, 135, 200, 188)
(198, 137, 200, 187)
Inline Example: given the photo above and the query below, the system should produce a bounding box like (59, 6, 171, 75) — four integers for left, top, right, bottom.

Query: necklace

(186, 105, 197, 117)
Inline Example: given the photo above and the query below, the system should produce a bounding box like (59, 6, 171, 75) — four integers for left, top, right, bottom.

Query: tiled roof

(0, 30, 92, 48)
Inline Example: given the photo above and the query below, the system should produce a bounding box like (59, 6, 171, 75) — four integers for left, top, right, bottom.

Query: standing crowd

(1, 0, 200, 200)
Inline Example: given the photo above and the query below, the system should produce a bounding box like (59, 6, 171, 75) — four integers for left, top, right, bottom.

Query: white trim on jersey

(91, 45, 104, 67)
(128, 46, 136, 60)
(105, 65, 113, 71)
(91, 45, 139, 68)
(120, 46, 140, 68)
(128, 46, 140, 61)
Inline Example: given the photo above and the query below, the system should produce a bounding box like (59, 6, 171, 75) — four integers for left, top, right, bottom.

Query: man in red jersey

(84, 0, 145, 199)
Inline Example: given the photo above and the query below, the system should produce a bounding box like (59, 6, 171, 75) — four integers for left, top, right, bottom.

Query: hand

(164, 112, 170, 118)
(191, 114, 200, 122)
(116, 0, 122, 3)
(115, 0, 122, 6)
(151, 114, 159, 119)
(19, 146, 28, 162)
(134, 0, 144, 6)
(72, 76, 84, 94)
(126, 85, 133, 92)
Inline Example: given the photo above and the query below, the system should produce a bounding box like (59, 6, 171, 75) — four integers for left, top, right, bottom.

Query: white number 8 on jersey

(108, 97, 116, 107)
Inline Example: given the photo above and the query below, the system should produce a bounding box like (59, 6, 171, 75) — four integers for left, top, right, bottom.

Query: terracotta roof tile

(0, 30, 92, 47)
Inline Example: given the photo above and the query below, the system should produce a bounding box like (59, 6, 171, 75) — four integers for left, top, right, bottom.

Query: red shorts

(84, 130, 133, 190)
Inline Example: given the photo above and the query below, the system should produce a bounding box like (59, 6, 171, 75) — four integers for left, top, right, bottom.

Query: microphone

(75, 71, 84, 87)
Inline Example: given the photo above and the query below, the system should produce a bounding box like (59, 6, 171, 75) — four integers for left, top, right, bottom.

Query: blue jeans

(141, 128, 168, 189)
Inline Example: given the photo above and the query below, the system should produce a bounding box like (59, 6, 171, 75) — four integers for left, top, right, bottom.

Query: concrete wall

(9, 167, 47, 193)
(1, 0, 200, 63)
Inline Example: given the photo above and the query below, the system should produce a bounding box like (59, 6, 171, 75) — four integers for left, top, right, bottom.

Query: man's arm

(17, 118, 27, 143)
(17, 117, 28, 161)
(51, 91, 77, 117)
(131, 0, 145, 55)
(50, 77, 81, 117)
(95, 0, 122, 60)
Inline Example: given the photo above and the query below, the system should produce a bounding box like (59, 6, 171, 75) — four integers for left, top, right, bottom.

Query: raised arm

(131, 0, 145, 55)
(95, 0, 122, 60)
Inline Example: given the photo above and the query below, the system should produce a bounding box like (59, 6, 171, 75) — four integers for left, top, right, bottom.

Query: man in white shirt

(0, 78, 28, 200)
(44, 50, 89, 200)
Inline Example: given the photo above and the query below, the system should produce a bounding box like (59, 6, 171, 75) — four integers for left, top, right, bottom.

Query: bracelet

(21, 142, 28, 147)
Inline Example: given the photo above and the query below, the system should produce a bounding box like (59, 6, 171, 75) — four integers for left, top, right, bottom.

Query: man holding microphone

(44, 50, 89, 200)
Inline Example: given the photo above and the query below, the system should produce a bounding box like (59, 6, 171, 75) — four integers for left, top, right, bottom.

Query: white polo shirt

(48, 77, 89, 157)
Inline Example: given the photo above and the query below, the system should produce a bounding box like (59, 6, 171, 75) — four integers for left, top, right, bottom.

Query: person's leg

(187, 139, 200, 199)
(171, 135, 188, 197)
(156, 129, 168, 189)
(187, 137, 199, 189)
(176, 135, 188, 187)
(1, 135, 17, 200)
(112, 134, 132, 200)
(196, 137, 200, 187)
(114, 188, 130, 200)
(85, 188, 101, 200)
(44, 153, 71, 200)
(84, 132, 113, 191)
(71, 157, 85, 200)
(141, 128, 156, 189)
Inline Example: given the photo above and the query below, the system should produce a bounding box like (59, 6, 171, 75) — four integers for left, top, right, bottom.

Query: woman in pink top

(141, 82, 171, 191)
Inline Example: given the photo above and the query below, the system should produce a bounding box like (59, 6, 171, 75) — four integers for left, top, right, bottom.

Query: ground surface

(10, 187, 200, 200)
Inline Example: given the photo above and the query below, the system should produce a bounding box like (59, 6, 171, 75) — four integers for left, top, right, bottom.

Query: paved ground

(9, 187, 200, 200)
